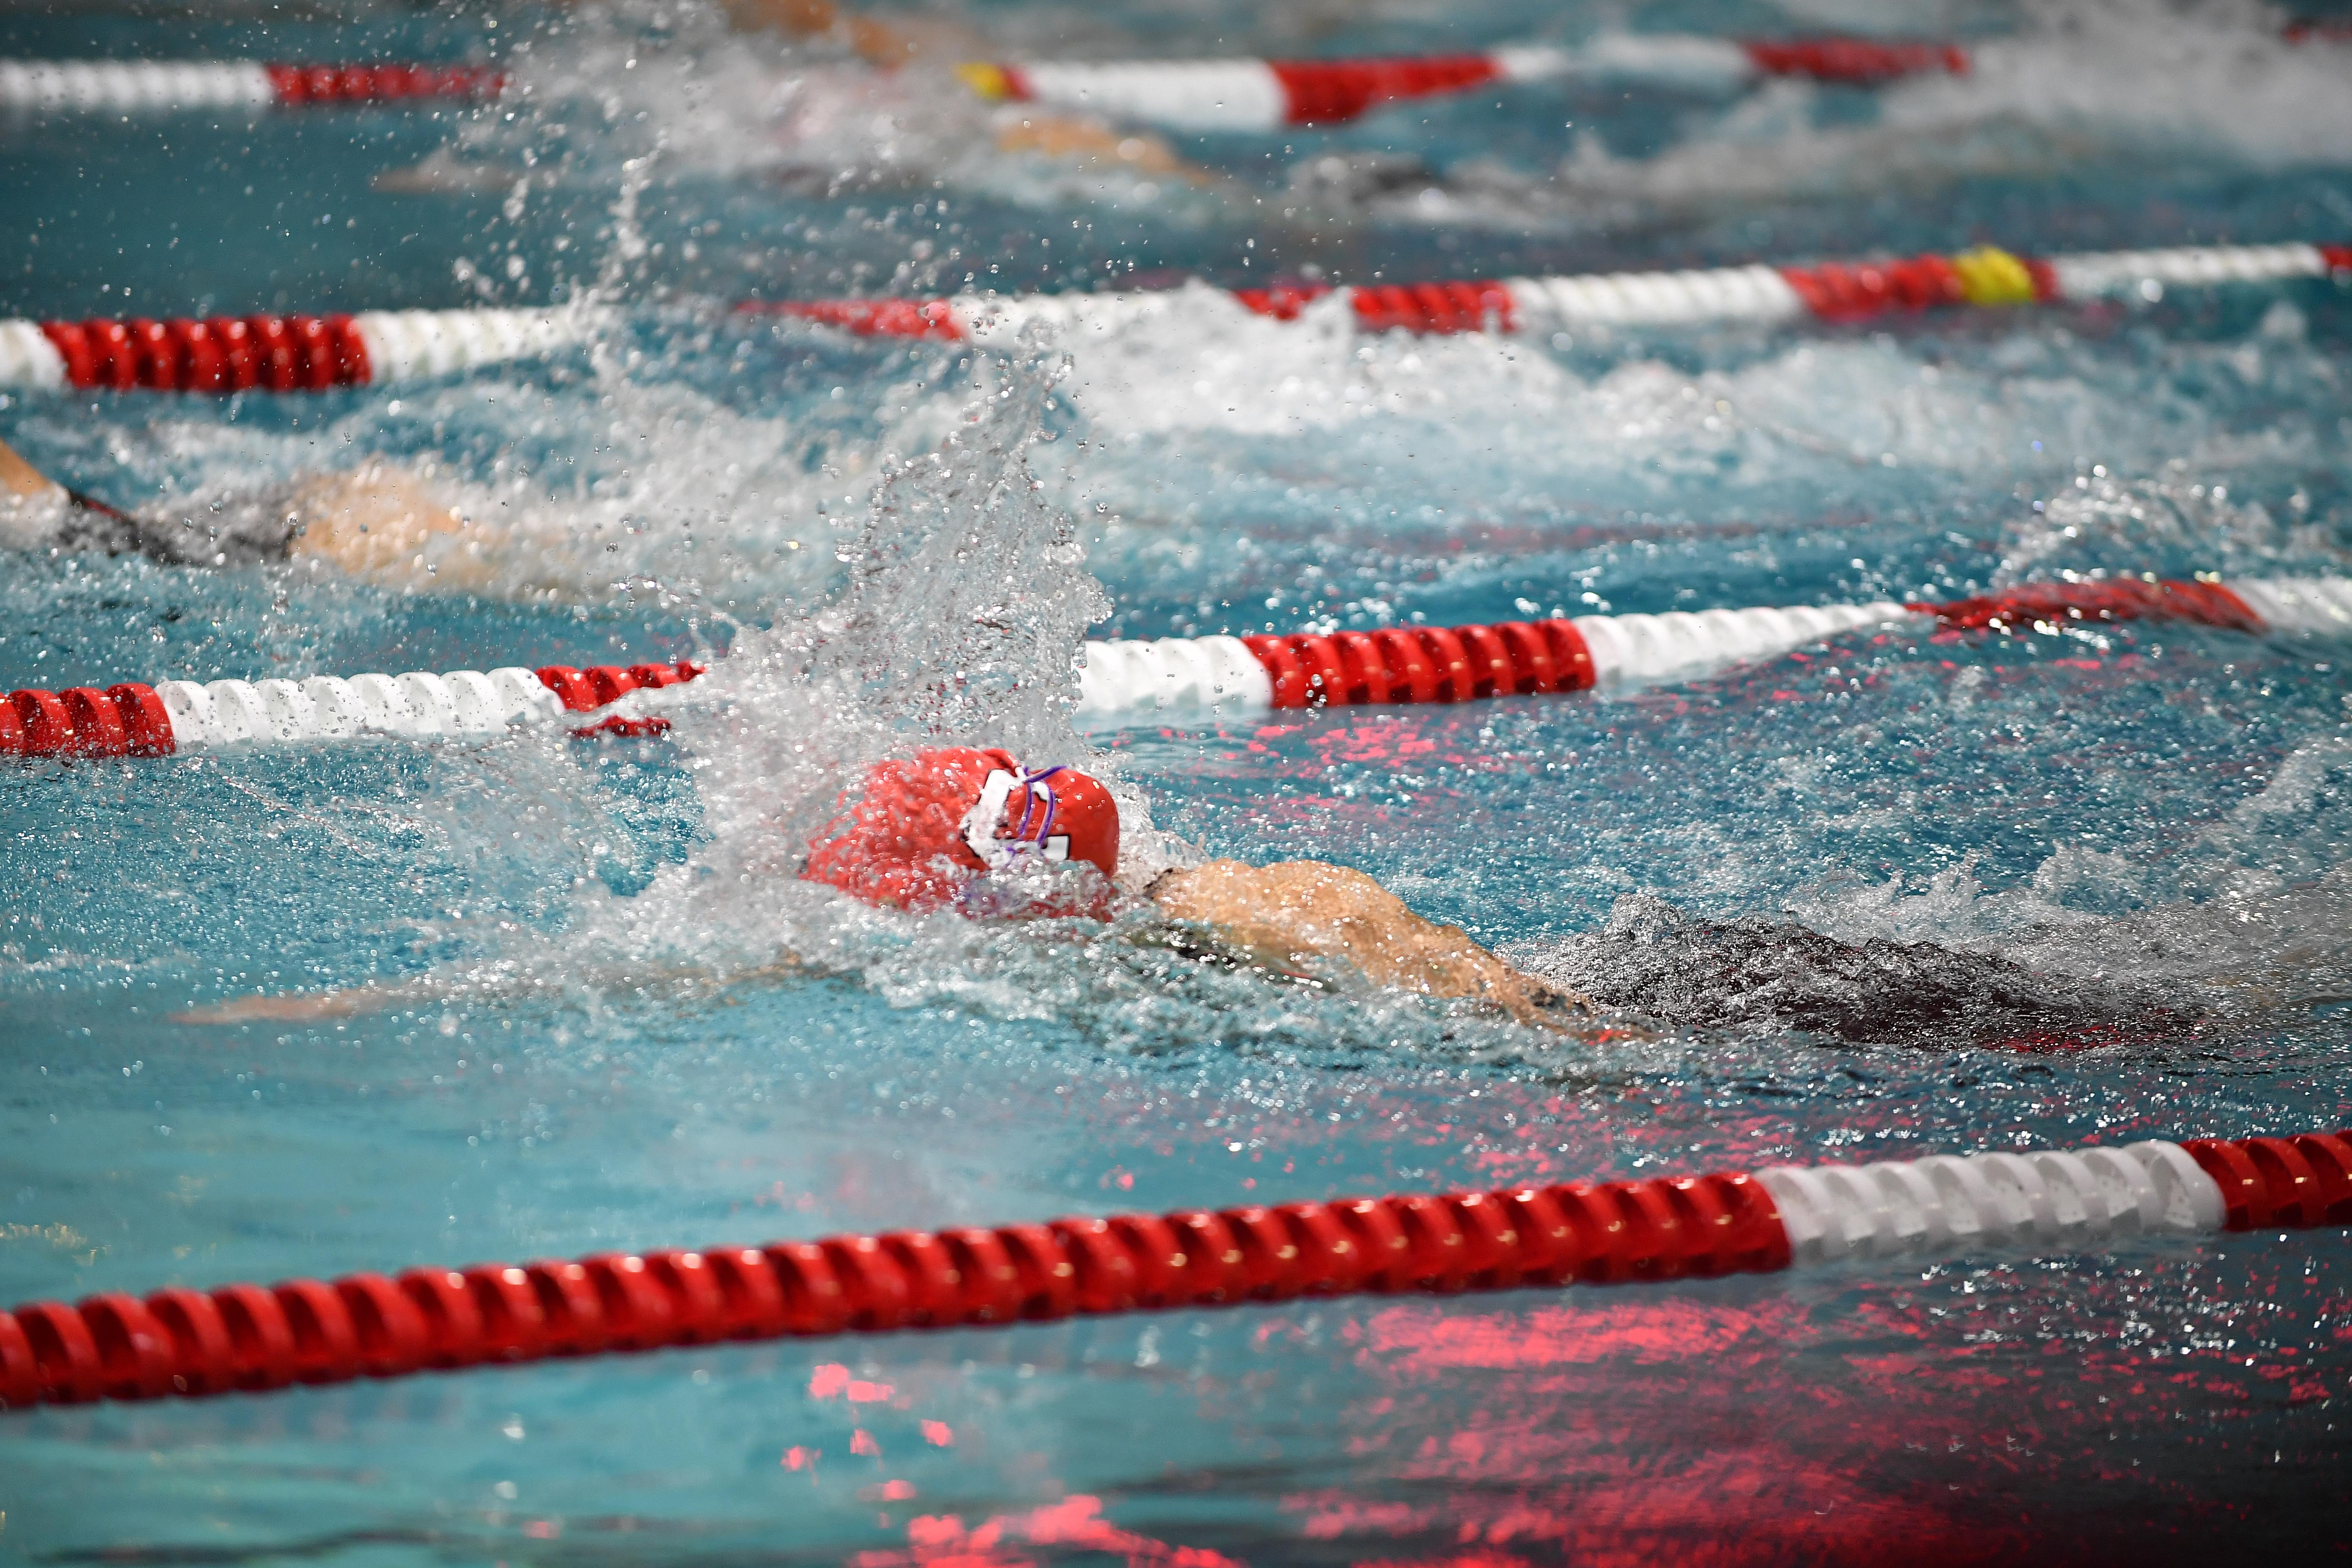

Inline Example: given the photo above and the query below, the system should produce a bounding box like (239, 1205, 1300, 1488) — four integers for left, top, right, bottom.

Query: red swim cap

(800, 746, 1120, 912)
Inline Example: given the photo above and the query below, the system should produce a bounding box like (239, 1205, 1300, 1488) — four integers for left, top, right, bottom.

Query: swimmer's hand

(1146, 859, 1601, 1033)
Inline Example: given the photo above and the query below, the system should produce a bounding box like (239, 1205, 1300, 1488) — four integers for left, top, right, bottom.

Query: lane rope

(0, 60, 500, 113)
(2, 1125, 2342, 1409)
(0, 660, 702, 760)
(754, 240, 2352, 342)
(0, 37, 1934, 125)
(956, 36, 1969, 132)
(966, 22, 2344, 131)
(2, 242, 2341, 395)
(8, 576, 2347, 760)
(4, 576, 2333, 762)
(1075, 574, 2351, 720)
(0, 308, 593, 395)
(10, 21, 2336, 123)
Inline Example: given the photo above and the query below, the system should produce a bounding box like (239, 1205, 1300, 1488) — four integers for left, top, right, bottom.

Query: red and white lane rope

(1, 1125, 2343, 1409)
(4, 241, 2341, 395)
(955, 37, 1967, 132)
(757, 240, 2352, 344)
(0, 659, 702, 760)
(959, 21, 2352, 132)
(9, 575, 2346, 760)
(0, 308, 594, 395)
(16, 19, 2341, 125)
(0, 61, 500, 113)
(1074, 574, 2352, 721)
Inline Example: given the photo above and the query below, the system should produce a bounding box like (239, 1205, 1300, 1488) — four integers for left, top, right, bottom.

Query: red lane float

(2, 1127, 2343, 1410)
(0, 661, 703, 760)
(34, 315, 372, 395)
(0, 60, 500, 114)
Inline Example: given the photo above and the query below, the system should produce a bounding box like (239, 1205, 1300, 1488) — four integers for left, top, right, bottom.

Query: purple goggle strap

(1008, 765, 1065, 847)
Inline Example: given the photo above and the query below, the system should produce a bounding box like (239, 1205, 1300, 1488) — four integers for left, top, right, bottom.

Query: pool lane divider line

(0, 38, 1960, 122)
(956, 37, 1970, 131)
(11, 22, 2341, 126)
(1086, 573, 2349, 719)
(757, 240, 2352, 340)
(961, 25, 2349, 131)
(2, 1128, 2345, 1410)
(0, 60, 501, 113)
(0, 308, 586, 396)
(3, 241, 2345, 395)
(8, 576, 2351, 760)
(0, 660, 702, 760)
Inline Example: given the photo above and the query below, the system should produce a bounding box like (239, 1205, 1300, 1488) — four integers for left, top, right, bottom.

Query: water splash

(1545, 8, 2352, 220)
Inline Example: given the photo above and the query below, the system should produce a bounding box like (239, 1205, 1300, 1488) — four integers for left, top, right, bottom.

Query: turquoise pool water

(4, 0, 2352, 1559)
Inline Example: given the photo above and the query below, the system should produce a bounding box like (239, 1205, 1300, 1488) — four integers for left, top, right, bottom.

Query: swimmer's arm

(1145, 858, 1598, 1032)
(0, 434, 153, 553)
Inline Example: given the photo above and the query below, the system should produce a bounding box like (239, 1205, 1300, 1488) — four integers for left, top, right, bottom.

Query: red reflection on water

(1278, 1286, 2249, 1565)
(851, 1494, 1244, 1568)
(1359, 1296, 1780, 1369)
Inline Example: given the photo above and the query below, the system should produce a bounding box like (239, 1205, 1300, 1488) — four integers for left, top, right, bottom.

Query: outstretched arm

(1146, 859, 1596, 1031)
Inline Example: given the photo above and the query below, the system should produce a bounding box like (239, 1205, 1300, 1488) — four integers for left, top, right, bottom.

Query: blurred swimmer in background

(2, 434, 555, 595)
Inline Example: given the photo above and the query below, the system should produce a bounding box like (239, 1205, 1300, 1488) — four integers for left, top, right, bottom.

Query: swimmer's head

(800, 746, 1120, 913)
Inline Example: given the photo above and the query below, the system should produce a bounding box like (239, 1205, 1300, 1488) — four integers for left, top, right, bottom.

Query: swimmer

(721, 0, 1205, 181)
(183, 744, 1592, 1033)
(720, 0, 961, 68)
(0, 436, 517, 594)
(493, 0, 1203, 187)
(14, 442, 1580, 1034)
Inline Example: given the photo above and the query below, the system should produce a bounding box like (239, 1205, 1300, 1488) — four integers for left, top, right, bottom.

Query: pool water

(5, 0, 2352, 1559)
